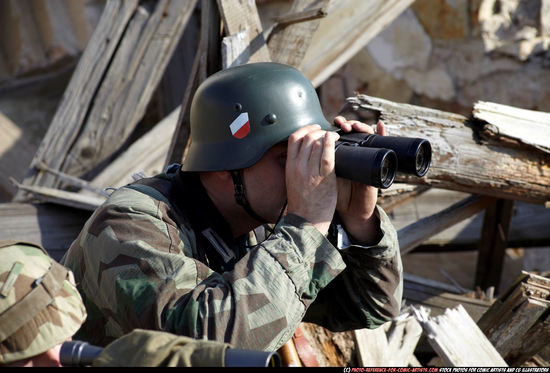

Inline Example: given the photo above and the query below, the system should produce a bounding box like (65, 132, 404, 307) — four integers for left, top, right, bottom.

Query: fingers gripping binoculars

(335, 132, 432, 189)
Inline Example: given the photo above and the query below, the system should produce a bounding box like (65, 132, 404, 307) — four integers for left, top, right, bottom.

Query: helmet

(0, 241, 87, 365)
(182, 62, 338, 171)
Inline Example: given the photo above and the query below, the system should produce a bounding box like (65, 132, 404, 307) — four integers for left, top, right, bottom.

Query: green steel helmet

(182, 62, 338, 171)
(0, 241, 87, 365)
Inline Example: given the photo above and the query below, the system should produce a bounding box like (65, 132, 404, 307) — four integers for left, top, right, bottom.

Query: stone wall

(319, 0, 550, 118)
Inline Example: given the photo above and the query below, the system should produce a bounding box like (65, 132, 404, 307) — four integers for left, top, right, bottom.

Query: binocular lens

(415, 142, 431, 177)
(357, 134, 432, 177)
(335, 144, 396, 189)
(334, 132, 432, 187)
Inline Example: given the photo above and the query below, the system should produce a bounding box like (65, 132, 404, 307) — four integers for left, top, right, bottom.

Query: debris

(478, 272, 550, 366)
(411, 304, 508, 367)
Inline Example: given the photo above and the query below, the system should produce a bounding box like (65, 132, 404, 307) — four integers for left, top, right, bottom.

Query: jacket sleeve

(93, 329, 229, 367)
(303, 205, 403, 331)
(63, 186, 346, 352)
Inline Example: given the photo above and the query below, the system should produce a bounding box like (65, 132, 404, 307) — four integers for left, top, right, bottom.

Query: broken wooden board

(0, 202, 91, 262)
(475, 198, 515, 293)
(391, 190, 550, 250)
(217, 0, 271, 64)
(397, 194, 494, 254)
(165, 0, 220, 166)
(300, 0, 415, 87)
(341, 94, 550, 204)
(12, 180, 105, 212)
(403, 273, 492, 322)
(378, 183, 430, 212)
(267, 0, 329, 69)
(473, 101, 550, 154)
(17, 0, 197, 196)
(355, 314, 423, 367)
(412, 304, 508, 367)
(89, 105, 180, 191)
(477, 271, 550, 366)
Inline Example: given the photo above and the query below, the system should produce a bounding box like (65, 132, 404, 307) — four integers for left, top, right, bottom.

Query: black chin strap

(230, 170, 288, 241)
(230, 170, 270, 225)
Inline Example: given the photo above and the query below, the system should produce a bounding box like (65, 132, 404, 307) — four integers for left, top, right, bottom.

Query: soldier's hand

(285, 124, 340, 236)
(334, 116, 386, 245)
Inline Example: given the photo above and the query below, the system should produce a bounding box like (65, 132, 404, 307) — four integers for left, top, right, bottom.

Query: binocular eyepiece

(335, 132, 432, 188)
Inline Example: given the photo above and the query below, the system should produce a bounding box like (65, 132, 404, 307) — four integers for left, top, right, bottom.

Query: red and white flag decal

(229, 112, 250, 139)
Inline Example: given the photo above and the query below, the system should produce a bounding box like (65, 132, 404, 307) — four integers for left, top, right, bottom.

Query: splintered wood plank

(398, 195, 494, 254)
(478, 272, 550, 365)
(475, 198, 515, 293)
(474, 101, 550, 153)
(17, 0, 197, 196)
(16, 0, 139, 195)
(217, 0, 271, 63)
(89, 106, 180, 190)
(301, 0, 415, 86)
(0, 202, 91, 261)
(267, 0, 329, 69)
(59, 0, 197, 179)
(341, 94, 550, 204)
(165, 0, 219, 166)
(412, 305, 507, 367)
(354, 325, 389, 366)
(403, 273, 492, 321)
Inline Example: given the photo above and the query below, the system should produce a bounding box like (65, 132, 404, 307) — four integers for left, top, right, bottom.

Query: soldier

(63, 62, 403, 350)
(0, 241, 275, 367)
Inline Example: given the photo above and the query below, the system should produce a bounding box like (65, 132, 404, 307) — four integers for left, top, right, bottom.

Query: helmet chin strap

(230, 170, 271, 225)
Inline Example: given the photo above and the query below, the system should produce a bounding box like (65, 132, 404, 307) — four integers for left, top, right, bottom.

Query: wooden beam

(217, 0, 271, 63)
(473, 101, 550, 153)
(35, 161, 105, 196)
(300, 0, 415, 87)
(16, 0, 197, 197)
(403, 273, 492, 322)
(354, 325, 391, 367)
(271, 6, 328, 27)
(398, 195, 494, 255)
(391, 190, 550, 251)
(14, 0, 138, 196)
(378, 183, 431, 212)
(11, 178, 105, 212)
(412, 304, 508, 367)
(355, 315, 423, 367)
(0, 202, 91, 262)
(165, 0, 220, 166)
(341, 94, 550, 204)
(90, 106, 179, 190)
(475, 199, 515, 293)
(267, 0, 329, 69)
(477, 272, 550, 366)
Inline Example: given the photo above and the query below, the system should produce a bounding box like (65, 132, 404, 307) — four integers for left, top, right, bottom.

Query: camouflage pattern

(0, 241, 87, 365)
(93, 329, 229, 367)
(63, 168, 402, 351)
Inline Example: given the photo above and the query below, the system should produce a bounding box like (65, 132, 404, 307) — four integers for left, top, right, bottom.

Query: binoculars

(335, 132, 432, 188)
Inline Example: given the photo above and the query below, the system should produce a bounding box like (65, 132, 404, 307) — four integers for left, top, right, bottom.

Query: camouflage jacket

(63, 167, 402, 351)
